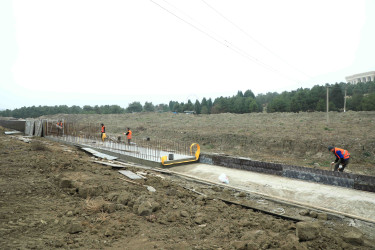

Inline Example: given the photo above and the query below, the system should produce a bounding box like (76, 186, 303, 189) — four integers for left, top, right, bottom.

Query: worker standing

(328, 146, 350, 172)
(101, 123, 106, 142)
(56, 120, 63, 136)
(124, 128, 132, 145)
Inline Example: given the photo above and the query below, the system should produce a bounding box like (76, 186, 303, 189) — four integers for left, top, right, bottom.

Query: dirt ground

(1, 126, 375, 249)
(42, 111, 375, 176)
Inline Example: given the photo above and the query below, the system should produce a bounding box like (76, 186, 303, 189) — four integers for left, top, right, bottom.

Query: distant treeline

(1, 82, 374, 118)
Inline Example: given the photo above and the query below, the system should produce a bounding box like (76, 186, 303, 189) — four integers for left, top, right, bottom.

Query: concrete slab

(81, 147, 118, 160)
(118, 170, 143, 180)
(25, 120, 34, 136)
(93, 161, 125, 169)
(4, 131, 22, 135)
(170, 163, 375, 222)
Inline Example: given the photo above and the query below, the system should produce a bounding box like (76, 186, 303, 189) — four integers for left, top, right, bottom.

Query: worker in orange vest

(124, 128, 132, 145)
(101, 123, 106, 142)
(56, 121, 63, 136)
(328, 146, 350, 172)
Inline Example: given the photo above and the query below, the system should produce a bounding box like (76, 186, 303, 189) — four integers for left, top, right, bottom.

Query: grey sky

(1, 0, 374, 110)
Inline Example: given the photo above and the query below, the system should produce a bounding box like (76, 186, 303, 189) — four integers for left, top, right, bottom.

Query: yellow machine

(161, 143, 200, 166)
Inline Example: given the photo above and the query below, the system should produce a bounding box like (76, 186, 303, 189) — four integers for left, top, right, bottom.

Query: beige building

(345, 71, 375, 84)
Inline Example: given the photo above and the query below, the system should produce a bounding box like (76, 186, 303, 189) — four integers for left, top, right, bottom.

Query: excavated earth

(1, 126, 375, 249)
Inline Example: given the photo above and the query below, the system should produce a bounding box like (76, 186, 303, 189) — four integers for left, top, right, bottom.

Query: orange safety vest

(57, 122, 62, 127)
(127, 130, 132, 139)
(101, 126, 105, 133)
(334, 148, 350, 160)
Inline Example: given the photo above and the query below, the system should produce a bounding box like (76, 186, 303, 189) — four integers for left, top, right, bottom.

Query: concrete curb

(200, 153, 375, 193)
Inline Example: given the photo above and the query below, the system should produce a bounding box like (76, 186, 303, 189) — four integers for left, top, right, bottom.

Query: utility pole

(343, 86, 347, 112)
(326, 85, 330, 124)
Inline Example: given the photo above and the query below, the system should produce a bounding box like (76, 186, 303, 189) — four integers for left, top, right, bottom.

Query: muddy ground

(1, 126, 375, 249)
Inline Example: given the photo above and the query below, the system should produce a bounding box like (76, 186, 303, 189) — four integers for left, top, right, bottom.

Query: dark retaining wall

(0, 120, 26, 132)
(200, 153, 375, 193)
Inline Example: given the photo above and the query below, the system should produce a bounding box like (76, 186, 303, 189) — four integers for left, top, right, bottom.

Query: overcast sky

(1, 0, 374, 110)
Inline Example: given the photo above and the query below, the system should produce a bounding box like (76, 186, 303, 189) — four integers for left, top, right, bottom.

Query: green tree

(143, 102, 155, 112)
(244, 89, 255, 99)
(169, 101, 178, 111)
(232, 96, 245, 113)
(155, 104, 169, 112)
(249, 99, 258, 112)
(361, 93, 375, 111)
(316, 99, 325, 111)
(70, 105, 82, 114)
(200, 106, 209, 114)
(207, 98, 213, 114)
(183, 100, 194, 112)
(212, 97, 229, 114)
(94, 105, 101, 114)
(236, 90, 244, 97)
(172, 103, 180, 112)
(256, 92, 278, 110)
(127, 102, 143, 113)
(200, 98, 208, 114)
(308, 85, 326, 111)
(330, 83, 344, 110)
(83, 105, 94, 114)
(109, 105, 124, 114)
(267, 93, 290, 113)
(194, 100, 201, 114)
(347, 91, 363, 111)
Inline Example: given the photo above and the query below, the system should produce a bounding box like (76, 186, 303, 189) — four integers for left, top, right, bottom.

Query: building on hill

(345, 71, 375, 84)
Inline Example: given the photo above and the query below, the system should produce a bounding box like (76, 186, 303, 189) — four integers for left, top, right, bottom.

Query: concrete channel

(168, 163, 375, 223)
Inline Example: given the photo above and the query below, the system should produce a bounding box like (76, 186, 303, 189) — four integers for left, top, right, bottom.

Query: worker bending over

(328, 146, 350, 172)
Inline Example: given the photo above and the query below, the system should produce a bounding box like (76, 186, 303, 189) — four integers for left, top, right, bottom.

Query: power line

(149, 0, 300, 83)
(158, 0, 279, 72)
(201, 0, 312, 79)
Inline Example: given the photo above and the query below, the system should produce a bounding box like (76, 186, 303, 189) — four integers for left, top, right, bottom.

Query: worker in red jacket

(328, 146, 350, 172)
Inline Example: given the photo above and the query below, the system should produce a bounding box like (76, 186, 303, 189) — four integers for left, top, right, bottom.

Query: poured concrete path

(170, 163, 375, 222)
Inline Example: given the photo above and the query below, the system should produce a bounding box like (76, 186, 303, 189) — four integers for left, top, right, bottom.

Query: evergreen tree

(207, 98, 213, 114)
(249, 99, 258, 112)
(194, 100, 201, 114)
(244, 89, 255, 99)
(330, 83, 344, 110)
(183, 100, 194, 111)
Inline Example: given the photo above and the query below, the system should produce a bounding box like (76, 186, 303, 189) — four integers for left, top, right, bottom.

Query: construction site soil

(1, 112, 375, 249)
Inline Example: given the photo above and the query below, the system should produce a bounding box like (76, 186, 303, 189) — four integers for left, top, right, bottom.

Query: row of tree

(1, 82, 374, 118)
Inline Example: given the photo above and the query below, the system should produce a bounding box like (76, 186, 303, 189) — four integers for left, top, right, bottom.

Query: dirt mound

(1, 127, 375, 249)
